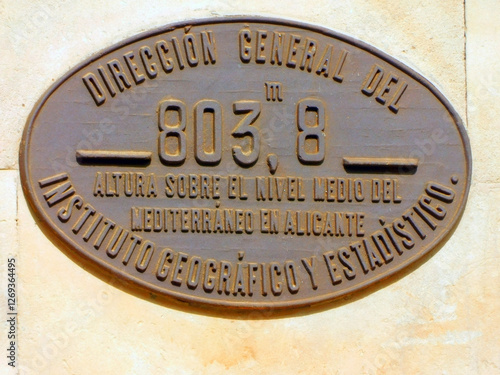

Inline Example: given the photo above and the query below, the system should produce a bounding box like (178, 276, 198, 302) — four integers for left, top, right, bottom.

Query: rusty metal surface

(19, 17, 471, 309)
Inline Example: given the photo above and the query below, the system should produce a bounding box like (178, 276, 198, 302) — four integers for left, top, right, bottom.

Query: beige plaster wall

(0, 0, 498, 374)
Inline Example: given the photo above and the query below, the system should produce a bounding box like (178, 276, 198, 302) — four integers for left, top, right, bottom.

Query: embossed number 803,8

(158, 98, 325, 166)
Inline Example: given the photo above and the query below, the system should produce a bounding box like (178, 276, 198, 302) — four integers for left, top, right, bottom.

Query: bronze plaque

(20, 17, 471, 309)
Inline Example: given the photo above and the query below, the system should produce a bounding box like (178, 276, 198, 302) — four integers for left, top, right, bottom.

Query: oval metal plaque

(20, 17, 471, 309)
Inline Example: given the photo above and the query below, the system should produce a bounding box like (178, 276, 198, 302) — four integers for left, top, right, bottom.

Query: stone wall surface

(0, 0, 498, 374)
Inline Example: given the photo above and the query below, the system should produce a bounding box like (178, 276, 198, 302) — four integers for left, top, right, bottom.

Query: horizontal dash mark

(76, 150, 152, 166)
(343, 157, 418, 174)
